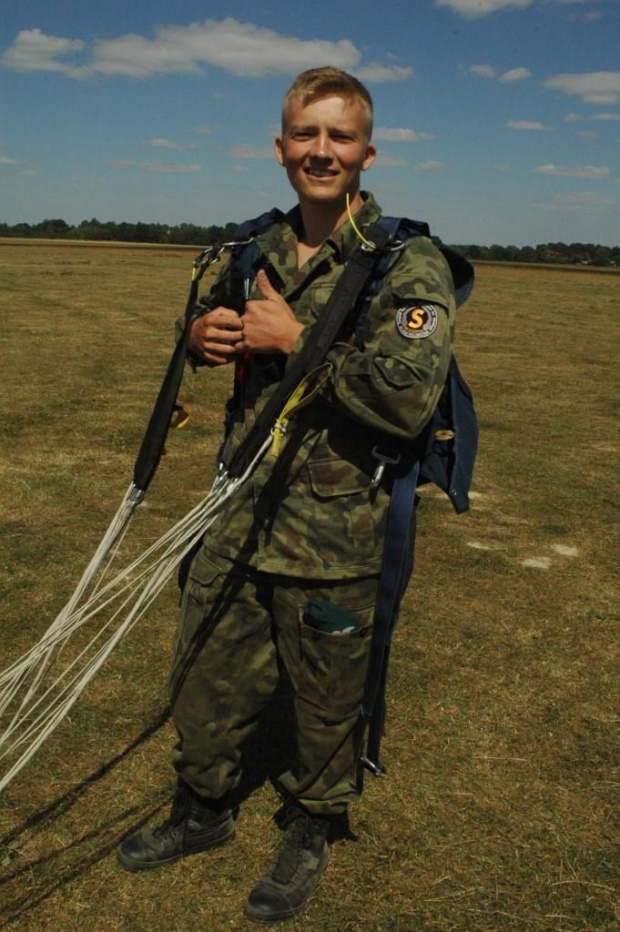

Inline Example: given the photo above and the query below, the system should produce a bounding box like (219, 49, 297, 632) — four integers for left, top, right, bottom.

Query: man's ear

(274, 136, 285, 167)
(362, 143, 377, 172)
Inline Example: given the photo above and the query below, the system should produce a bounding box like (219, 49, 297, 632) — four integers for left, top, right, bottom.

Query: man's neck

(298, 191, 365, 248)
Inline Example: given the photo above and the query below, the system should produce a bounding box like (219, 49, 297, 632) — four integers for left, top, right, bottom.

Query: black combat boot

(116, 782, 235, 872)
(243, 806, 331, 923)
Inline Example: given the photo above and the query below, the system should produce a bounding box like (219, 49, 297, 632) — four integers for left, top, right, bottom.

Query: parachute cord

(0, 434, 272, 794)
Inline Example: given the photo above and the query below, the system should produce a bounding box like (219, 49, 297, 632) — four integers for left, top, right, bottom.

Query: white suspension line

(0, 436, 272, 793)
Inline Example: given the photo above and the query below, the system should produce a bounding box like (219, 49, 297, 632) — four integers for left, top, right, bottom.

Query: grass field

(0, 242, 619, 931)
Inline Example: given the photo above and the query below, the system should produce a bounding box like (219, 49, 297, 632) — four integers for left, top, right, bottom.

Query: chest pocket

(307, 283, 335, 323)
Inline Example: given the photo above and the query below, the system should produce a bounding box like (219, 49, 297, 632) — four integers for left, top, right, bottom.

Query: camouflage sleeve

(314, 237, 455, 440)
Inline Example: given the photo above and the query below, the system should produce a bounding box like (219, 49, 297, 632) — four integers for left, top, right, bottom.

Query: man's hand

(188, 307, 244, 366)
(239, 269, 305, 356)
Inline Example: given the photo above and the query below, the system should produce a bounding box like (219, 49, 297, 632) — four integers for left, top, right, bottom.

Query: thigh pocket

(173, 549, 223, 664)
(298, 601, 373, 720)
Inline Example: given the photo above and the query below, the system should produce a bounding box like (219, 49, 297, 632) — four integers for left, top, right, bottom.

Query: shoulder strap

(232, 207, 285, 242)
(227, 208, 285, 313)
(224, 221, 400, 478)
(378, 216, 474, 309)
(352, 215, 427, 349)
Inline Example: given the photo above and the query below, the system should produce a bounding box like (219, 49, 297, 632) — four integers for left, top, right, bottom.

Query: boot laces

(153, 786, 190, 838)
(271, 811, 314, 885)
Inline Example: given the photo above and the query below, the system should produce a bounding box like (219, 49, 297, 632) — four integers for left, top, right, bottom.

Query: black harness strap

(133, 251, 213, 494)
(132, 210, 284, 494)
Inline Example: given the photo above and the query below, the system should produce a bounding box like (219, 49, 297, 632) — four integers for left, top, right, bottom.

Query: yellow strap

(269, 364, 331, 458)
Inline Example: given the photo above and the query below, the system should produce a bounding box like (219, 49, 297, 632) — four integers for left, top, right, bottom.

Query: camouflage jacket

(192, 193, 456, 579)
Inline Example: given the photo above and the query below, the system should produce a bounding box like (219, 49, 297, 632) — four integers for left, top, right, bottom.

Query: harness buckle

(370, 445, 401, 489)
(360, 756, 387, 777)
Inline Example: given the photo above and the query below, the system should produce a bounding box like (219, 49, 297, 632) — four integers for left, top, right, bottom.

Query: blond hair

(282, 67, 374, 139)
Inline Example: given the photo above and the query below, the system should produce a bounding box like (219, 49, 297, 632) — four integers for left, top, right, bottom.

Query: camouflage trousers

(169, 546, 379, 816)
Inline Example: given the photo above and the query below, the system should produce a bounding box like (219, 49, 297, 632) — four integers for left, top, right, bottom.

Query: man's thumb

(256, 268, 276, 298)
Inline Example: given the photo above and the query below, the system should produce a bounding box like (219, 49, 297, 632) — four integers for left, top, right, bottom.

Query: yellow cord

(346, 193, 375, 250)
(269, 364, 331, 458)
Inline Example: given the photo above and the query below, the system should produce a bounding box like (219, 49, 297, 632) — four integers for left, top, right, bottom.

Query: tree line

(0, 217, 240, 247)
(1, 217, 618, 267)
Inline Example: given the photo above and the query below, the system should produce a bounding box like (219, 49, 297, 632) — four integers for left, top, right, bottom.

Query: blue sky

(1, 0, 618, 246)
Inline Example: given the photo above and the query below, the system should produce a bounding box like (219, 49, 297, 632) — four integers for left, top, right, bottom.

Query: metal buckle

(370, 446, 401, 489)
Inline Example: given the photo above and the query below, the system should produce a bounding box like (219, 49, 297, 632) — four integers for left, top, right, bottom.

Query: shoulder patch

(395, 303, 439, 340)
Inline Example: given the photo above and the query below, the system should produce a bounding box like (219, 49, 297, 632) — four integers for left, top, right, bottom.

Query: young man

(117, 67, 456, 923)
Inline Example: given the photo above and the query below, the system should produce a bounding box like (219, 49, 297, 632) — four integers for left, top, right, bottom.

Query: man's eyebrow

(287, 123, 358, 135)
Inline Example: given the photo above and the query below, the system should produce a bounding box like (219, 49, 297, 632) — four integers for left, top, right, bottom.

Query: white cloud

(565, 110, 620, 122)
(552, 191, 615, 207)
(418, 160, 446, 170)
(469, 63, 496, 78)
(575, 130, 598, 138)
(0, 20, 411, 84)
(0, 28, 84, 74)
(373, 127, 434, 142)
(544, 72, 620, 105)
(352, 63, 412, 83)
(145, 137, 199, 151)
(230, 145, 273, 160)
(0, 155, 19, 165)
(436, 0, 533, 16)
(375, 152, 411, 167)
(146, 137, 184, 150)
(111, 159, 201, 173)
(495, 164, 511, 172)
(88, 20, 364, 78)
(0, 20, 411, 85)
(532, 163, 610, 178)
(438, 0, 603, 14)
(500, 67, 532, 83)
(533, 190, 616, 211)
(192, 125, 213, 135)
(506, 120, 549, 130)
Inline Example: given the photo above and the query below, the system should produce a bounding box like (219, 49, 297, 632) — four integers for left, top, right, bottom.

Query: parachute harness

(1, 217, 401, 793)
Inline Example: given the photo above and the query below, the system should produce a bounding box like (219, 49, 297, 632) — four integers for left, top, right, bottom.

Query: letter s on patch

(395, 303, 439, 340)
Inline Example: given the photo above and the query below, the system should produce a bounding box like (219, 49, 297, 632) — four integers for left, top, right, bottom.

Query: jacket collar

(283, 191, 382, 263)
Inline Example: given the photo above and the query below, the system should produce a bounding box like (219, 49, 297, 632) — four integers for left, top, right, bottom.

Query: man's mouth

(305, 167, 338, 178)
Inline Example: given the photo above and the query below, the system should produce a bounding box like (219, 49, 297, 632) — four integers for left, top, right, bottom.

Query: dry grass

(0, 244, 619, 931)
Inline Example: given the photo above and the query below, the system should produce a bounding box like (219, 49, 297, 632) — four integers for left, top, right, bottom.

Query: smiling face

(275, 94, 376, 212)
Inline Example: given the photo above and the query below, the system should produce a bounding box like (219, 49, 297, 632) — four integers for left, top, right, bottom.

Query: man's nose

(309, 133, 333, 159)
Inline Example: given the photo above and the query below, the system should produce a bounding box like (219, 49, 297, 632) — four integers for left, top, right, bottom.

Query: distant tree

(33, 218, 72, 238)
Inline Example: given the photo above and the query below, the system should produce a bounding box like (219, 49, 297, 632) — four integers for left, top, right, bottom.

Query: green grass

(1, 244, 619, 931)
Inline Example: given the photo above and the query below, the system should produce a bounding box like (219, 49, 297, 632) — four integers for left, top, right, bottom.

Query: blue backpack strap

(227, 208, 285, 312)
(360, 221, 476, 776)
(232, 207, 285, 242)
(441, 247, 475, 308)
(361, 456, 420, 776)
(353, 215, 428, 349)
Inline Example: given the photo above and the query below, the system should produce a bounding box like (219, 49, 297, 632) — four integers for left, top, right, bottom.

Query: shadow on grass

(0, 706, 172, 854)
(0, 799, 168, 927)
(0, 674, 302, 925)
(0, 708, 172, 925)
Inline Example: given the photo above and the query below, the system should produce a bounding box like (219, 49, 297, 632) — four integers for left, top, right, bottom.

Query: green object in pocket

(303, 599, 361, 635)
